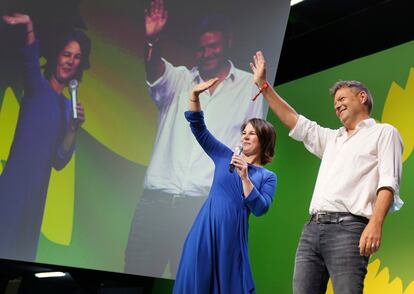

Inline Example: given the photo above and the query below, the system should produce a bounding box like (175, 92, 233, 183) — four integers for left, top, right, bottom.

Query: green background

(1, 1, 413, 292)
(153, 39, 414, 293)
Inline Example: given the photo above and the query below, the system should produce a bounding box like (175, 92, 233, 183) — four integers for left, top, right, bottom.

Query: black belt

(310, 211, 368, 224)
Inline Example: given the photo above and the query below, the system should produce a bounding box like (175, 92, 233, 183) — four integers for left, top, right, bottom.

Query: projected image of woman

(0, 13, 90, 261)
(173, 78, 277, 293)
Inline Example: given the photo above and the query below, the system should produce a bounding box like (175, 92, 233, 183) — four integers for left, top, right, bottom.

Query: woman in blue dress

(173, 78, 277, 293)
(0, 13, 90, 261)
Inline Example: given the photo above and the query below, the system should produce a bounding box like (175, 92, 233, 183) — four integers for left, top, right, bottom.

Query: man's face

(195, 31, 229, 75)
(54, 40, 82, 84)
(334, 87, 367, 125)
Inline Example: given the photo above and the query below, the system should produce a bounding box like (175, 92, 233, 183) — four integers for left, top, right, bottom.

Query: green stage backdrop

(153, 38, 414, 294)
(248, 39, 414, 294)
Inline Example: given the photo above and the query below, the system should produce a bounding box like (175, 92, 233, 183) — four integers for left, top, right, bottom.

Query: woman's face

(241, 123, 261, 157)
(54, 40, 82, 83)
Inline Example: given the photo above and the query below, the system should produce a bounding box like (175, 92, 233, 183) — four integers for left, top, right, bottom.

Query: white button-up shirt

(144, 59, 268, 197)
(290, 115, 404, 218)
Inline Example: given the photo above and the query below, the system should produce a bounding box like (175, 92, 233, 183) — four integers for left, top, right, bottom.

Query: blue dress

(0, 41, 74, 261)
(173, 111, 277, 294)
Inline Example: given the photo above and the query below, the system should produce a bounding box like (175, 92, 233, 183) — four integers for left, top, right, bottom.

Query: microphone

(229, 145, 243, 173)
(69, 79, 79, 120)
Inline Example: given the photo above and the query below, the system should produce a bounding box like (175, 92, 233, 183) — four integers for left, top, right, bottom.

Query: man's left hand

(359, 220, 382, 256)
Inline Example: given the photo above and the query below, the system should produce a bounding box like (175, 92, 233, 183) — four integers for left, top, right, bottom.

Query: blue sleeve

(20, 40, 44, 95)
(52, 100, 75, 170)
(243, 171, 277, 216)
(184, 111, 232, 162)
(52, 144, 75, 171)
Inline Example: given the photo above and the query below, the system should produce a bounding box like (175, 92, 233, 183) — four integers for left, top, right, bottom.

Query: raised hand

(189, 78, 218, 111)
(2, 13, 34, 45)
(144, 0, 168, 40)
(192, 78, 219, 97)
(250, 51, 267, 88)
(2, 13, 32, 27)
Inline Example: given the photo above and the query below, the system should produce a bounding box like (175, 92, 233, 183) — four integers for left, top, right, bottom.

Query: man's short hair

(329, 80, 373, 114)
(196, 14, 232, 40)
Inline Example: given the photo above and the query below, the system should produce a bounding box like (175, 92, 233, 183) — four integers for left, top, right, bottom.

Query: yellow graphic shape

(78, 33, 157, 166)
(326, 259, 414, 294)
(382, 67, 414, 162)
(325, 68, 414, 294)
(0, 88, 74, 245)
(0, 88, 19, 175)
(364, 259, 414, 294)
(40, 153, 75, 245)
(38, 91, 76, 244)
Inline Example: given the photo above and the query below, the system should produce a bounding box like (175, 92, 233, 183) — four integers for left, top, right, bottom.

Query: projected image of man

(124, 0, 268, 277)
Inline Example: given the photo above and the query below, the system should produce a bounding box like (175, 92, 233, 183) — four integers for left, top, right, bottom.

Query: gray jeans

(124, 189, 206, 277)
(293, 219, 369, 294)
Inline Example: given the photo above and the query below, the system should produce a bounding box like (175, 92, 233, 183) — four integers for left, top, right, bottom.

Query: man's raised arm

(144, 0, 168, 83)
(250, 51, 298, 131)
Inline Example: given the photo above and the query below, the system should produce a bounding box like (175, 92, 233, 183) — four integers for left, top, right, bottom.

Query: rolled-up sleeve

(146, 58, 189, 111)
(289, 114, 337, 159)
(377, 125, 404, 211)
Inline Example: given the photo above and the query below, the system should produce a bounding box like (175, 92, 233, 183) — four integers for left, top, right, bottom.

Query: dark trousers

(293, 218, 369, 294)
(124, 189, 206, 277)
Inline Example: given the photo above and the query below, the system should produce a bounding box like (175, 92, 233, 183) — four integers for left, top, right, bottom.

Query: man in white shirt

(250, 51, 403, 294)
(124, 0, 267, 277)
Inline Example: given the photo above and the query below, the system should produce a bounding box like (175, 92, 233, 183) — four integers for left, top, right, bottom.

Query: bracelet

(146, 38, 159, 47)
(252, 81, 270, 101)
(27, 30, 34, 34)
(146, 38, 159, 61)
(189, 99, 199, 103)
